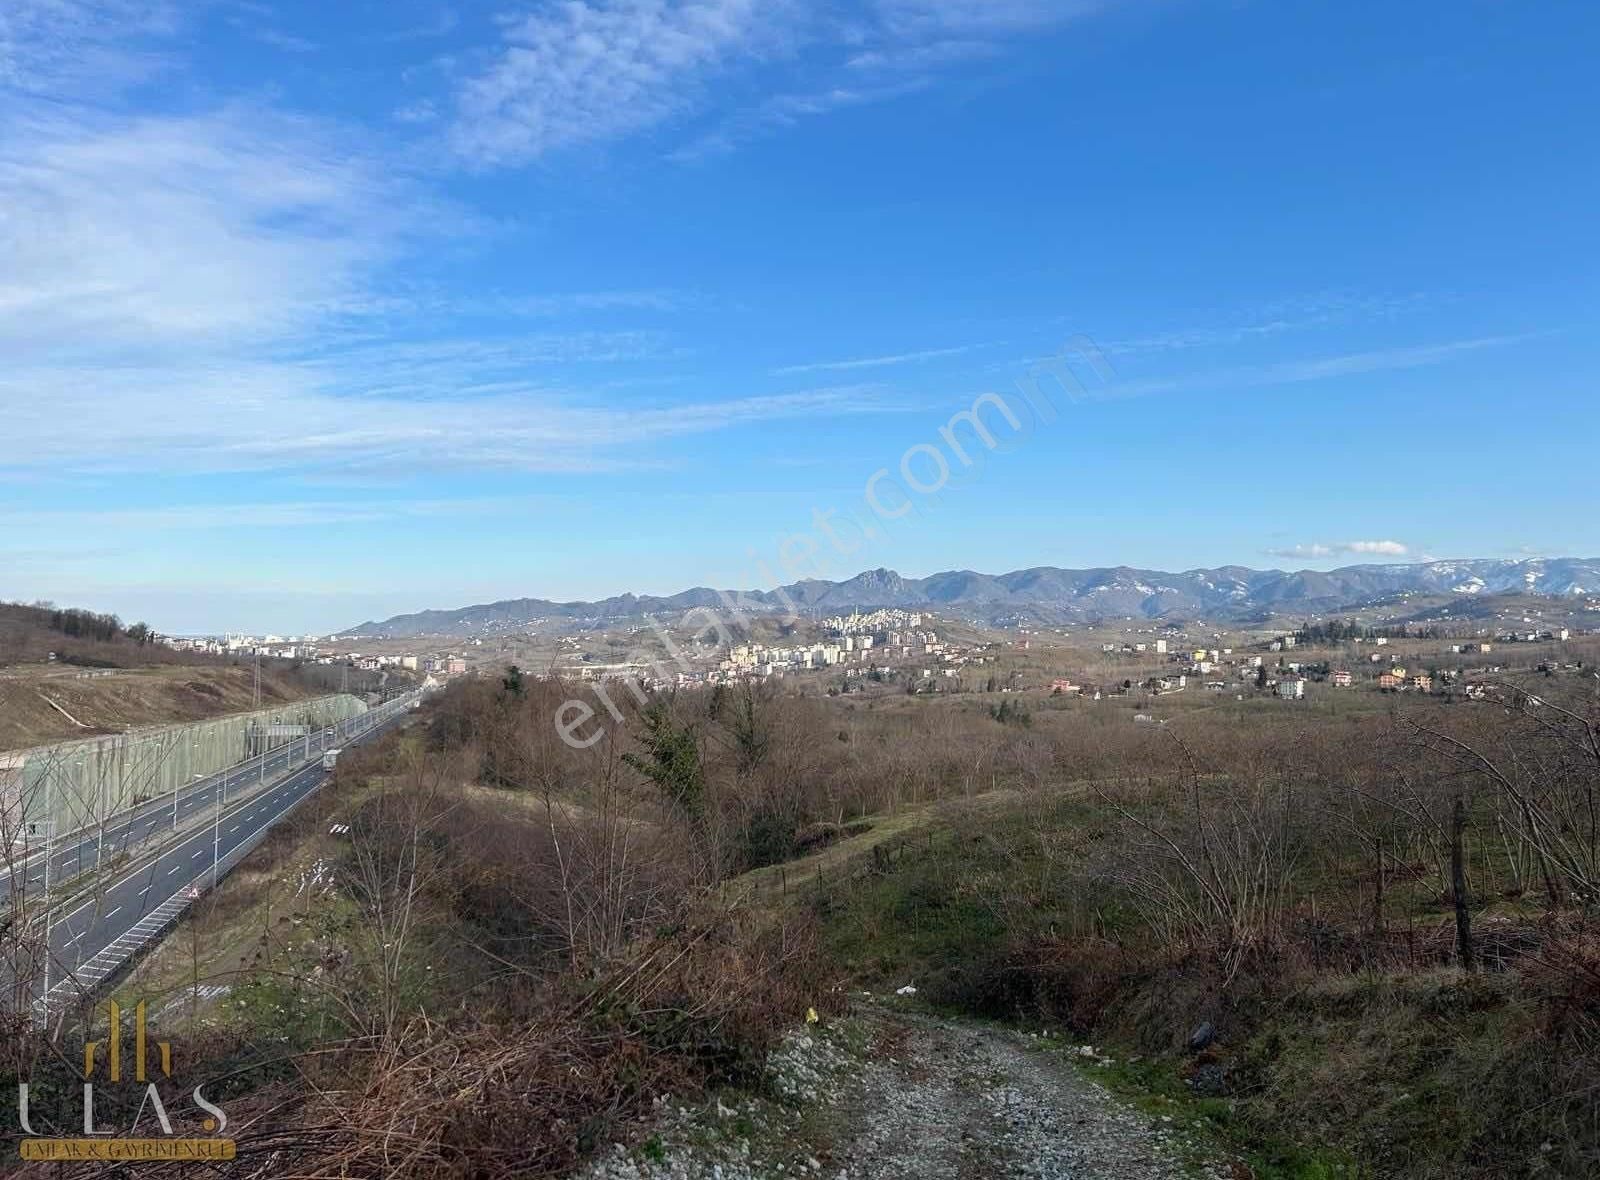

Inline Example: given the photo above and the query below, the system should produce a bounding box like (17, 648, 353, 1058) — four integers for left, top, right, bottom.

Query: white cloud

(250, 26, 320, 54)
(1264, 540, 1410, 561)
(1103, 292, 1434, 357)
(1264, 544, 1334, 560)
(872, 0, 1101, 38)
(0, 347, 899, 475)
(0, 76, 888, 481)
(666, 76, 933, 161)
(449, 0, 782, 165)
(383, 7, 460, 42)
(394, 99, 440, 124)
(447, 0, 1110, 166)
(2, 497, 529, 532)
(1100, 335, 1533, 402)
(1254, 338, 1524, 384)
(0, 100, 428, 359)
(771, 343, 985, 376)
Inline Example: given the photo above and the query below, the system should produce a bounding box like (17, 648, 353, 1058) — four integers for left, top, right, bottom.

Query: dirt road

(588, 1005, 1231, 1180)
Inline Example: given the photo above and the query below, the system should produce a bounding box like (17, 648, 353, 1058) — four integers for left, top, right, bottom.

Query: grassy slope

(0, 664, 329, 751)
(112, 758, 384, 1041)
(790, 791, 1586, 1180)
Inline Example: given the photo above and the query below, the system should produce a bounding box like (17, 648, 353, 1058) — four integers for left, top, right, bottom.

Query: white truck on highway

(322, 749, 342, 771)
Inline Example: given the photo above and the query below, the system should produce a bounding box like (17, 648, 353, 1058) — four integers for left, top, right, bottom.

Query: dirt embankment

(0, 664, 321, 751)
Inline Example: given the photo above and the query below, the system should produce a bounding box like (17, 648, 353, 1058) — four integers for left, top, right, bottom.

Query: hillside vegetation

(12, 659, 1595, 1178)
(0, 600, 385, 750)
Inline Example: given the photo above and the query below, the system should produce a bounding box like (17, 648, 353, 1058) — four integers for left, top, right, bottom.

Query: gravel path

(587, 1005, 1231, 1180)
(826, 1009, 1220, 1180)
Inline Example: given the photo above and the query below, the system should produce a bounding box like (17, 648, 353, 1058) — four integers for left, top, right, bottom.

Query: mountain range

(343, 558, 1600, 638)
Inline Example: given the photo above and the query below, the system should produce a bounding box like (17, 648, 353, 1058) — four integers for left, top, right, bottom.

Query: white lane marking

(106, 907, 121, 918)
(35, 719, 387, 952)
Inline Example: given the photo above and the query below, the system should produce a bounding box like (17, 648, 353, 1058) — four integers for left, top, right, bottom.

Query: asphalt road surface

(23, 692, 419, 1003)
(8, 704, 400, 893)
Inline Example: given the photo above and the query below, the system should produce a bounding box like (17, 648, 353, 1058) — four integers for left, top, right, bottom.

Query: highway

(7, 699, 404, 893)
(21, 690, 423, 1011)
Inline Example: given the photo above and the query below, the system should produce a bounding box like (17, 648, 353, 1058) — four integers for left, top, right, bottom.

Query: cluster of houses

(711, 619, 993, 687)
(163, 631, 466, 677)
(1062, 623, 1590, 703)
(561, 610, 1000, 693)
(822, 608, 926, 634)
(1496, 627, 1571, 643)
(722, 635, 879, 676)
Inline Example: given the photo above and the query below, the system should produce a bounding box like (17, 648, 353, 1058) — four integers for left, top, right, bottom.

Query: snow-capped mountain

(345, 558, 1600, 637)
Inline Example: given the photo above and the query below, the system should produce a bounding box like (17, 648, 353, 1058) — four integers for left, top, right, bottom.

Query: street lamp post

(90, 759, 103, 874)
(170, 732, 181, 832)
(211, 773, 221, 889)
(41, 767, 54, 1015)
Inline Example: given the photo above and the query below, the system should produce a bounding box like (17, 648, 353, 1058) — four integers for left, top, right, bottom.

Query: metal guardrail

(32, 690, 423, 1018)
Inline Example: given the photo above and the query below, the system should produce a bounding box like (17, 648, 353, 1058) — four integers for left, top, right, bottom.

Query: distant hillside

(343, 557, 1600, 637)
(1, 601, 171, 669)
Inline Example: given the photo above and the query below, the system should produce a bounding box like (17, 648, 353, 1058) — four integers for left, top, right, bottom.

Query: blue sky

(2, 0, 1597, 634)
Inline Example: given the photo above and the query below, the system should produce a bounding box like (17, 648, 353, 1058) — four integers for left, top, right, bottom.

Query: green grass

(806, 795, 1594, 1179)
(1078, 1050, 1359, 1179)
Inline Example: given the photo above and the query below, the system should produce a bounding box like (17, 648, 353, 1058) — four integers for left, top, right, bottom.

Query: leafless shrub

(1092, 736, 1306, 981)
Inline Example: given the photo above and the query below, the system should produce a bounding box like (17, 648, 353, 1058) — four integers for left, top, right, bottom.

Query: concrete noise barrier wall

(1, 693, 370, 834)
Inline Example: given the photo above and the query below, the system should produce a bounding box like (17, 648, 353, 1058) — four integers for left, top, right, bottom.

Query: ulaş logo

(17, 1000, 234, 1162)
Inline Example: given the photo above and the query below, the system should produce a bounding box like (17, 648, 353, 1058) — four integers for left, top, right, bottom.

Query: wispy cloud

(0, 36, 883, 482)
(449, 0, 783, 166)
(0, 99, 432, 359)
(382, 7, 460, 42)
(0, 0, 179, 97)
(0, 349, 901, 475)
(1252, 337, 1527, 384)
(249, 26, 320, 54)
(394, 99, 440, 124)
(873, 0, 1103, 38)
(1099, 335, 1534, 402)
(770, 343, 985, 376)
(496, 290, 686, 316)
(446, 0, 1108, 166)
(2, 497, 525, 533)
(1103, 292, 1435, 357)
(665, 71, 941, 161)
(1264, 540, 1411, 561)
